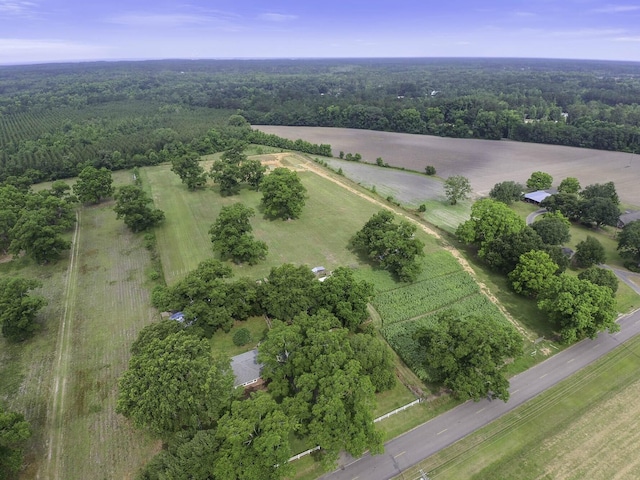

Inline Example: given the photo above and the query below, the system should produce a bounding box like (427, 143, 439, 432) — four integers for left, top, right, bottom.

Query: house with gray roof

(618, 211, 640, 229)
(230, 349, 263, 388)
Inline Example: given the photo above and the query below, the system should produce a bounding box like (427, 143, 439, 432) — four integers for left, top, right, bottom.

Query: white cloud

(258, 13, 298, 22)
(0, 0, 37, 17)
(0, 38, 110, 63)
(107, 13, 211, 27)
(548, 28, 626, 38)
(590, 4, 640, 13)
(613, 36, 640, 41)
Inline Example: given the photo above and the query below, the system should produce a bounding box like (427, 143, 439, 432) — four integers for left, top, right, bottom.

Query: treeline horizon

(1, 57, 640, 181)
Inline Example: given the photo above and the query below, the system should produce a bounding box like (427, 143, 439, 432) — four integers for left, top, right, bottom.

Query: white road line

(540, 373, 548, 378)
(512, 389, 520, 394)
(476, 408, 486, 414)
(437, 429, 448, 436)
(567, 358, 575, 363)
(394, 451, 406, 458)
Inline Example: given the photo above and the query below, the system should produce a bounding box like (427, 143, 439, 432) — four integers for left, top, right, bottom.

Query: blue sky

(1, 0, 640, 64)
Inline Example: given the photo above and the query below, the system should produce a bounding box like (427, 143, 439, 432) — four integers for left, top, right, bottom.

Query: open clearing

(256, 126, 640, 206)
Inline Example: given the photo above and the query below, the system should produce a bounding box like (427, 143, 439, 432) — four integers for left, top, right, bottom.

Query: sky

(1, 0, 640, 65)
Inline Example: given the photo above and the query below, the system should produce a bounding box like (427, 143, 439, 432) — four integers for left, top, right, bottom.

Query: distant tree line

(2, 58, 640, 182)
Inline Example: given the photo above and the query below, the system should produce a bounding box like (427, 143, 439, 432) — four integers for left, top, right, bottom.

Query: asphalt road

(321, 308, 640, 480)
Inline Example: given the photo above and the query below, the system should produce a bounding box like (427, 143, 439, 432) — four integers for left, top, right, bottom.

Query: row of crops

(370, 250, 511, 382)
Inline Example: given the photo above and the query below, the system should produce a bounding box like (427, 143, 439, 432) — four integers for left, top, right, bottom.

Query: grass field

(399, 333, 640, 480)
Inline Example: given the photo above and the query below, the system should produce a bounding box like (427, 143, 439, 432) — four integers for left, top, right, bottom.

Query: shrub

(418, 204, 426, 212)
(232, 327, 252, 346)
(425, 165, 436, 175)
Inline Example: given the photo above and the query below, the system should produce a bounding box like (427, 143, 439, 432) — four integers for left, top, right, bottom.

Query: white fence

(374, 398, 421, 423)
(288, 445, 321, 462)
(288, 399, 422, 462)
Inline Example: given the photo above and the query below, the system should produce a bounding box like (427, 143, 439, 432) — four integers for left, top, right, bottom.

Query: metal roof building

(230, 349, 263, 388)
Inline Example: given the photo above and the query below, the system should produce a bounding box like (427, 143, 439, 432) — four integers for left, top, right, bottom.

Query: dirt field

(256, 126, 640, 206)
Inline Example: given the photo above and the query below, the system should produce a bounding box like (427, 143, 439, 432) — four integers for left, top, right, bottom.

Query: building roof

(169, 311, 185, 322)
(230, 349, 263, 387)
(619, 211, 640, 227)
(524, 190, 553, 203)
(311, 266, 325, 273)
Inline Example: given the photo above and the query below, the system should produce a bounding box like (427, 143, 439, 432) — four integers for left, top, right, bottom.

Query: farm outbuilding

(618, 211, 640, 229)
(523, 189, 556, 205)
(230, 349, 263, 388)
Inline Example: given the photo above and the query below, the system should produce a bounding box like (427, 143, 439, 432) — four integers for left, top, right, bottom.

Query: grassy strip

(398, 333, 640, 480)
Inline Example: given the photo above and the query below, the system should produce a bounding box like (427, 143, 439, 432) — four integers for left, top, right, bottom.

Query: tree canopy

(574, 235, 606, 267)
(0, 405, 31, 479)
(538, 274, 618, 343)
(258, 263, 318, 322)
(259, 168, 307, 220)
(618, 220, 640, 260)
(581, 181, 620, 205)
(351, 210, 425, 282)
(483, 226, 545, 273)
(171, 153, 208, 190)
(116, 329, 237, 436)
(257, 312, 383, 463)
(508, 250, 559, 297)
(489, 180, 523, 204)
(558, 177, 581, 194)
(443, 175, 472, 205)
(0, 277, 47, 342)
(456, 198, 526, 257)
(72, 166, 114, 204)
(578, 266, 619, 294)
(113, 184, 165, 232)
(526, 171, 553, 190)
(416, 310, 522, 402)
(530, 211, 571, 245)
(209, 203, 268, 265)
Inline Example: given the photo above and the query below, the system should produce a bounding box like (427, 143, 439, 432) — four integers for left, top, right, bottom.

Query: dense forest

(1, 58, 640, 182)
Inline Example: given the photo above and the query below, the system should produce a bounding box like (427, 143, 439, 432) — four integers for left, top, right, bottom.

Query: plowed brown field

(256, 126, 640, 206)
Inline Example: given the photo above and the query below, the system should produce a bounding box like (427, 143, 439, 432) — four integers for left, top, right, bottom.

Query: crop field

(256, 126, 640, 207)
(401, 334, 640, 480)
(382, 295, 508, 382)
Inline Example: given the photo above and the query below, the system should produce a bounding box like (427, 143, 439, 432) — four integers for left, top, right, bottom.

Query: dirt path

(299, 157, 533, 342)
(40, 210, 81, 480)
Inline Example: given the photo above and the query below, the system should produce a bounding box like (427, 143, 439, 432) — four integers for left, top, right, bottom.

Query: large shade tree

(0, 277, 47, 342)
(113, 185, 165, 232)
(171, 153, 208, 190)
(260, 168, 307, 220)
(416, 310, 522, 402)
(0, 405, 31, 479)
(538, 274, 618, 343)
(73, 166, 114, 204)
(209, 203, 267, 265)
(258, 312, 383, 464)
(443, 175, 472, 205)
(116, 329, 236, 436)
(351, 210, 425, 282)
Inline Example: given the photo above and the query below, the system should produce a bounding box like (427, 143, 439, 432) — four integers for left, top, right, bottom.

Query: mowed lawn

(402, 333, 640, 480)
(144, 160, 443, 286)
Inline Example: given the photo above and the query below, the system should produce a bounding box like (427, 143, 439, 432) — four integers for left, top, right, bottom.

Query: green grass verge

(209, 316, 270, 358)
(399, 332, 640, 480)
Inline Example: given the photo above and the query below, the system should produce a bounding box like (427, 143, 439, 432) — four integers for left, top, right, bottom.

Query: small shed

(618, 211, 640, 229)
(170, 311, 186, 322)
(311, 266, 326, 275)
(230, 349, 263, 388)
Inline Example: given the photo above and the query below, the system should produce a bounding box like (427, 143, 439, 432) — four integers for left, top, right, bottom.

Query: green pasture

(400, 332, 640, 480)
(143, 158, 442, 287)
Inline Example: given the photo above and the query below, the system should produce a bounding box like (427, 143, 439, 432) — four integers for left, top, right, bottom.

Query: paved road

(321, 308, 640, 480)
(525, 207, 547, 225)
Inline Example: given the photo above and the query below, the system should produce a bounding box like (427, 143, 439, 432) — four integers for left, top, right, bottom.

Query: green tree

(258, 313, 383, 464)
(209, 203, 268, 265)
(116, 330, 236, 436)
(578, 267, 619, 293)
(171, 153, 208, 190)
(618, 220, 640, 260)
(558, 177, 581, 194)
(260, 168, 307, 220)
(240, 159, 267, 190)
(538, 274, 618, 343)
(209, 142, 248, 196)
(489, 180, 523, 205)
(443, 175, 472, 205)
(508, 250, 559, 297)
(0, 405, 31, 479)
(416, 311, 522, 402)
(483, 226, 545, 273)
(526, 171, 553, 190)
(540, 193, 581, 221)
(581, 181, 619, 205)
(530, 211, 571, 245)
(0, 185, 27, 254)
(316, 267, 374, 331)
(258, 263, 318, 322)
(574, 235, 606, 267)
(456, 198, 526, 257)
(424, 165, 436, 175)
(351, 210, 425, 282)
(579, 197, 620, 227)
(72, 166, 114, 204)
(0, 277, 47, 342)
(9, 210, 71, 264)
(113, 185, 165, 232)
(349, 333, 396, 392)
